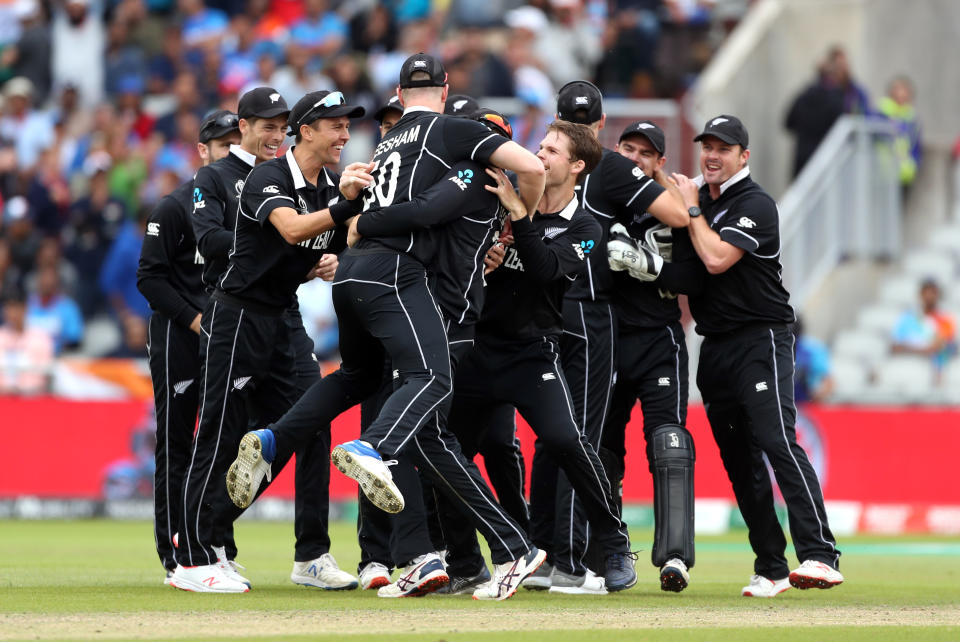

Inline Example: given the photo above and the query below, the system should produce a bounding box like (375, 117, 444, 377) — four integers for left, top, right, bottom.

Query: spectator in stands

(51, 0, 106, 109)
(891, 278, 957, 376)
(0, 286, 55, 395)
(792, 317, 834, 403)
(26, 264, 83, 354)
(2, 196, 41, 278)
(289, 0, 347, 62)
(104, 14, 147, 98)
(3, 0, 52, 106)
(178, 0, 229, 51)
(877, 75, 921, 191)
(0, 237, 23, 305)
(99, 206, 151, 324)
(348, 2, 398, 55)
(785, 46, 870, 177)
(0, 77, 54, 173)
(448, 25, 515, 98)
(535, 0, 603, 87)
(270, 42, 335, 106)
(153, 71, 206, 143)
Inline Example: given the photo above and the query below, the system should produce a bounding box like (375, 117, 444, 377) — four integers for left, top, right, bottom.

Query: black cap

(556, 80, 603, 124)
(198, 110, 240, 143)
(398, 53, 447, 89)
(694, 114, 749, 148)
(238, 86, 290, 120)
(444, 94, 479, 117)
(473, 108, 513, 140)
(287, 90, 366, 136)
(618, 120, 665, 154)
(373, 95, 403, 123)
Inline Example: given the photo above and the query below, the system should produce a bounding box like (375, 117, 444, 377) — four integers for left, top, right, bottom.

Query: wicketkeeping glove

(608, 223, 663, 282)
(644, 223, 673, 262)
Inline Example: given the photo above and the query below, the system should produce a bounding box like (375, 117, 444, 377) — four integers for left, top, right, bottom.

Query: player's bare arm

(269, 206, 338, 245)
(671, 172, 744, 274)
(485, 168, 528, 221)
(488, 141, 545, 220)
(651, 167, 690, 228)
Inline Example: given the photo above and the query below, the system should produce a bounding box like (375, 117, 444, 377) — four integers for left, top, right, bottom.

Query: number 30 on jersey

(362, 151, 401, 211)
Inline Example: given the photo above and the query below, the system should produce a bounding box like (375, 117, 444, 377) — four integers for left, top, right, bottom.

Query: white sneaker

(163, 570, 173, 585)
(331, 440, 404, 513)
(789, 560, 844, 590)
(741, 574, 791, 597)
(359, 562, 392, 590)
(660, 558, 690, 593)
(377, 553, 448, 598)
(473, 547, 547, 601)
(213, 546, 251, 588)
(291, 553, 358, 590)
(548, 568, 608, 595)
(169, 563, 250, 593)
(521, 561, 553, 590)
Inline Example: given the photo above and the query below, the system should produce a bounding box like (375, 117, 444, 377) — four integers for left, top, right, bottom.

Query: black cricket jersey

(479, 196, 602, 341)
(218, 147, 346, 310)
(356, 107, 509, 257)
(192, 146, 256, 289)
(356, 159, 502, 328)
(570, 148, 665, 301)
(137, 179, 207, 328)
(688, 168, 795, 335)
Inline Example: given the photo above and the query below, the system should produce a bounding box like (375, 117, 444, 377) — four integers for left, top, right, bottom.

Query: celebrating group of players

(137, 53, 845, 601)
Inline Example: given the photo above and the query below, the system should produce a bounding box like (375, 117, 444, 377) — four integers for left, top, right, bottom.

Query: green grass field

(1, 520, 958, 641)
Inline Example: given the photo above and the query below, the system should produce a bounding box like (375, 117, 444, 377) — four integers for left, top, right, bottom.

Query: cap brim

(200, 125, 239, 143)
(619, 130, 664, 152)
(321, 105, 367, 119)
(693, 131, 741, 145)
(374, 105, 403, 122)
(243, 106, 291, 120)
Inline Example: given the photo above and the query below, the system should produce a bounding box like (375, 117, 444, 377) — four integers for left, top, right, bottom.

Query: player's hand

(340, 161, 375, 200)
(608, 223, 663, 282)
(484, 242, 506, 275)
(484, 168, 526, 221)
(346, 215, 361, 247)
(313, 253, 339, 282)
(670, 173, 700, 209)
(189, 313, 202, 334)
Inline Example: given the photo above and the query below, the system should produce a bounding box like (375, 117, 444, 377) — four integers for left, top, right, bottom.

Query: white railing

(778, 116, 902, 309)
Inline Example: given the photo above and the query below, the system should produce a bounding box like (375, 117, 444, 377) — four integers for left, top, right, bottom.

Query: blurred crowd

(0, 0, 745, 394)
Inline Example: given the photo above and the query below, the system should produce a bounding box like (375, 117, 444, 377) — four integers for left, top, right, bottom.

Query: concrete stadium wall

(692, 0, 960, 198)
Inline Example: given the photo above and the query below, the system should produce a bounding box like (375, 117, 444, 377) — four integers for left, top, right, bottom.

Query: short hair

(400, 71, 443, 100)
(294, 120, 320, 145)
(546, 120, 602, 177)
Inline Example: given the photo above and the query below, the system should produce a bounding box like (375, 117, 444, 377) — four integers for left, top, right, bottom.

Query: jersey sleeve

(442, 118, 510, 166)
(356, 161, 488, 238)
(601, 152, 666, 219)
(717, 193, 779, 254)
(191, 166, 234, 261)
(653, 228, 707, 296)
(240, 163, 296, 226)
(137, 194, 201, 327)
(511, 212, 601, 284)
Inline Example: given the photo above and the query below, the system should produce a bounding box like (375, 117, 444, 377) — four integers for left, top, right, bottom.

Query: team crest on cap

(637, 123, 655, 129)
(711, 117, 729, 126)
(575, 96, 589, 105)
(453, 99, 468, 111)
(269, 93, 281, 103)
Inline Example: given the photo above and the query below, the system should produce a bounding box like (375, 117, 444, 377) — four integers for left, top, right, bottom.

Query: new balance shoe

(359, 562, 392, 590)
(377, 553, 448, 598)
(548, 568, 608, 595)
(169, 563, 249, 593)
(604, 551, 638, 592)
(447, 565, 492, 595)
(660, 558, 690, 593)
(473, 547, 547, 601)
(741, 574, 791, 597)
(226, 429, 276, 508)
(789, 560, 844, 590)
(521, 561, 553, 590)
(213, 546, 251, 588)
(291, 553, 359, 590)
(331, 440, 404, 513)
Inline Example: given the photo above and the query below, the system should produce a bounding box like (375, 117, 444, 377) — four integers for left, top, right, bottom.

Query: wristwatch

(688, 206, 701, 218)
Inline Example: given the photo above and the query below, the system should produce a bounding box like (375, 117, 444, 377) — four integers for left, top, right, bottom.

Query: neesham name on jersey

(373, 124, 422, 157)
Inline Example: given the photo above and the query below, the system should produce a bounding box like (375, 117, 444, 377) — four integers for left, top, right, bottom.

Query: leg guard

(651, 424, 695, 568)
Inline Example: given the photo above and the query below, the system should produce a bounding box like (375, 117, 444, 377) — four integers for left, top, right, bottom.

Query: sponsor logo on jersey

(755, 381, 768, 392)
(233, 376, 252, 391)
(632, 166, 644, 179)
(738, 216, 756, 229)
(147, 222, 160, 236)
(173, 379, 195, 396)
(541, 372, 556, 381)
(373, 124, 421, 157)
(580, 239, 595, 255)
(262, 185, 280, 194)
(658, 376, 670, 387)
(448, 168, 473, 191)
(572, 243, 585, 260)
(193, 188, 205, 210)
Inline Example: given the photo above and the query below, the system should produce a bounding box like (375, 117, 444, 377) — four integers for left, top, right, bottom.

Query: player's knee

(537, 425, 582, 453)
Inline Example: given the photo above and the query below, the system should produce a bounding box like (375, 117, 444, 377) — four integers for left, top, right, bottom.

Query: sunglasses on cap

(475, 111, 513, 140)
(295, 91, 346, 128)
(199, 112, 239, 140)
